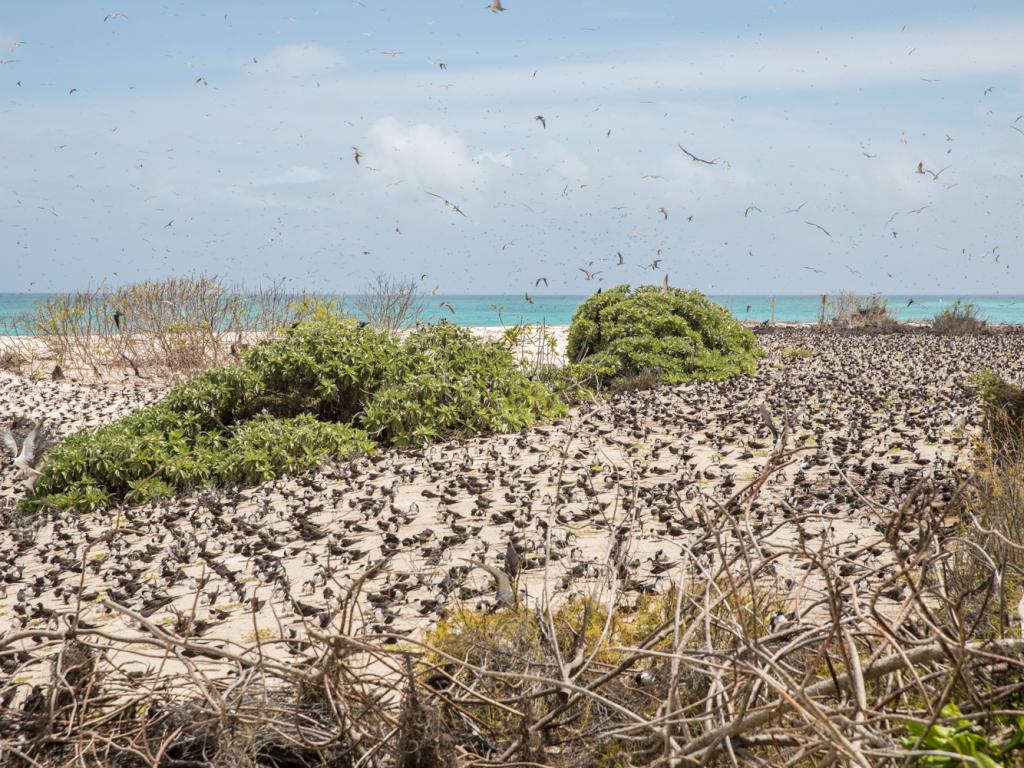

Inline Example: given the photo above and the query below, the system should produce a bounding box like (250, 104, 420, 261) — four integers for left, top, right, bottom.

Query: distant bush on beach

(821, 291, 901, 330)
(24, 311, 565, 512)
(932, 299, 987, 335)
(0, 274, 310, 377)
(565, 285, 762, 385)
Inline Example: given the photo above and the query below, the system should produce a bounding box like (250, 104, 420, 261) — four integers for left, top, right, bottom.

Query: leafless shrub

(0, 274, 312, 380)
(355, 274, 424, 334)
(823, 291, 902, 331)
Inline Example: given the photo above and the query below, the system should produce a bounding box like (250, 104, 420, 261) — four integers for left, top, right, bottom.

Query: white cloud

(254, 166, 330, 186)
(365, 117, 489, 190)
(254, 44, 343, 78)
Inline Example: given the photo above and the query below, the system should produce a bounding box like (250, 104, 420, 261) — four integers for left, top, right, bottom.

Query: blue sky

(1, 1, 1022, 294)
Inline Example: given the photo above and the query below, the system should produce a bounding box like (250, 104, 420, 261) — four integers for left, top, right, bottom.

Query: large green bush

(566, 285, 762, 384)
(364, 323, 565, 447)
(26, 314, 565, 512)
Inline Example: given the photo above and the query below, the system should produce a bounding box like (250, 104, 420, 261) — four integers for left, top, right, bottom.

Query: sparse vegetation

(822, 291, 901, 330)
(24, 311, 565, 512)
(0, 274, 310, 377)
(933, 298, 988, 335)
(354, 273, 424, 333)
(566, 285, 762, 385)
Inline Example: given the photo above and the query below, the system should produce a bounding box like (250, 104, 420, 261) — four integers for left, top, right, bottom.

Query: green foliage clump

(901, 703, 1024, 767)
(26, 312, 564, 512)
(973, 371, 1024, 451)
(364, 323, 565, 447)
(566, 285, 762, 385)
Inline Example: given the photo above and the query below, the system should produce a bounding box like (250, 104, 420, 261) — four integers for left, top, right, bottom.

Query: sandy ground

(2, 327, 1024, 694)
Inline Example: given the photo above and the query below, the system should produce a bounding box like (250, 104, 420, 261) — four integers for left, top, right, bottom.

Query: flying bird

(68, 88, 78, 95)
(616, 252, 625, 265)
(2, 421, 44, 490)
(488, 0, 507, 12)
(677, 144, 716, 164)
(352, 147, 362, 165)
(524, 293, 533, 304)
(647, 258, 663, 270)
(658, 207, 668, 220)
(535, 277, 548, 287)
(103, 11, 127, 22)
(113, 309, 124, 330)
(578, 267, 601, 281)
(464, 559, 513, 605)
(805, 221, 832, 238)
(802, 266, 824, 274)
(195, 76, 208, 86)
(439, 301, 455, 314)
(534, 115, 546, 129)
(916, 162, 951, 180)
(164, 219, 174, 228)
(0, 59, 18, 65)
(744, 205, 762, 217)
(784, 202, 807, 214)
(906, 298, 915, 307)
(425, 191, 466, 217)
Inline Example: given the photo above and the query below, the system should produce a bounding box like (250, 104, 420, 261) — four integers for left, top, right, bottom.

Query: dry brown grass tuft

(821, 291, 902, 331)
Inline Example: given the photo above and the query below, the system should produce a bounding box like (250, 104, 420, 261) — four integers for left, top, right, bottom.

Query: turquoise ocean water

(3, 294, 1024, 331)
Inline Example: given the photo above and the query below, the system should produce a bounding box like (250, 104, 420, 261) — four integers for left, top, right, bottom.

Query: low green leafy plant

(364, 323, 565, 447)
(900, 703, 1024, 767)
(566, 285, 762, 385)
(25, 313, 565, 512)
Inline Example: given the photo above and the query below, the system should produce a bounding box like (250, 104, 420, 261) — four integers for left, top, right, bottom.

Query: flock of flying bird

(4, 6, 1020, 303)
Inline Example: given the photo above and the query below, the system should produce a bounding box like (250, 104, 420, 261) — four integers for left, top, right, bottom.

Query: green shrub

(933, 299, 987, 335)
(363, 323, 566, 447)
(900, 703, 1024, 767)
(566, 285, 761, 384)
(26, 314, 565, 512)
